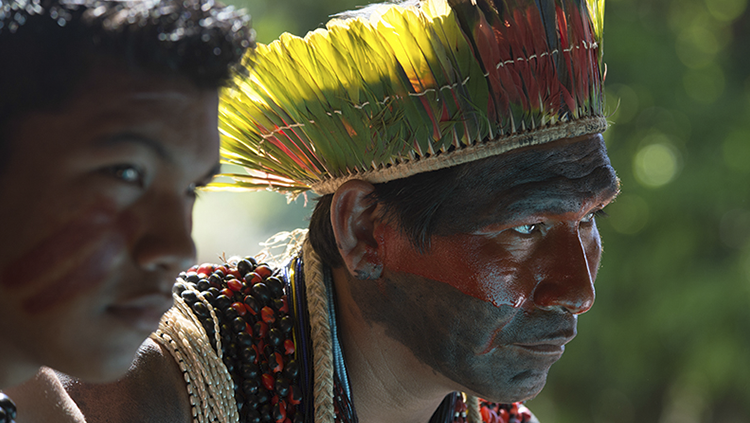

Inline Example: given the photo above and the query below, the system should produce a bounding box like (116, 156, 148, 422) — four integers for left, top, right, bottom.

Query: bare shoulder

(62, 337, 191, 423)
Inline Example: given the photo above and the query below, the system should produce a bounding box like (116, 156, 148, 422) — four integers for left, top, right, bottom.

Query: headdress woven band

(215, 0, 606, 196)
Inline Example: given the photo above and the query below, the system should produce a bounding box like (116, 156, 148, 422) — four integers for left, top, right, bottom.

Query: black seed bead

(223, 356, 236, 373)
(185, 272, 200, 283)
(207, 287, 221, 299)
(266, 277, 284, 297)
(241, 346, 257, 362)
(245, 256, 258, 267)
(268, 328, 283, 346)
(251, 283, 271, 304)
(243, 379, 259, 395)
(244, 407, 261, 423)
(243, 295, 260, 314)
(263, 344, 274, 359)
(181, 290, 198, 304)
(272, 298, 284, 312)
(260, 404, 273, 423)
(215, 295, 231, 310)
(232, 316, 246, 333)
(208, 273, 223, 286)
(220, 323, 232, 341)
(197, 279, 211, 291)
(201, 292, 215, 305)
(272, 403, 285, 422)
(244, 393, 259, 408)
(225, 307, 239, 321)
(0, 408, 8, 423)
(227, 342, 239, 358)
(191, 301, 209, 317)
(213, 269, 226, 278)
(293, 413, 303, 423)
(238, 332, 253, 346)
(242, 363, 260, 379)
(275, 377, 289, 397)
(283, 360, 299, 379)
(173, 282, 188, 295)
(237, 259, 254, 276)
(290, 384, 302, 402)
(279, 316, 294, 334)
(178, 271, 188, 280)
(256, 388, 270, 404)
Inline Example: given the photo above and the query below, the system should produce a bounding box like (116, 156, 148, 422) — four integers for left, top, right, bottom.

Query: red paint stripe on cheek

(22, 236, 124, 314)
(0, 205, 118, 289)
(377, 224, 528, 308)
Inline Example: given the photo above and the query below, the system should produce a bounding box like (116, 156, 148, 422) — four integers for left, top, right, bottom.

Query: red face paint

(1, 203, 131, 314)
(376, 223, 532, 309)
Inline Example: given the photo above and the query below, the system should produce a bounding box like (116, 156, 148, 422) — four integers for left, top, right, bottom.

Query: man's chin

(465, 369, 549, 403)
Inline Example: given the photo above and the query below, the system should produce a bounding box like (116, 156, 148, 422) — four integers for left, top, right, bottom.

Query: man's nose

(132, 194, 196, 275)
(530, 225, 596, 314)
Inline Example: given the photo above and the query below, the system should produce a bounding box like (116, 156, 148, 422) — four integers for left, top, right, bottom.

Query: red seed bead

(279, 297, 289, 314)
(227, 279, 243, 292)
(274, 401, 286, 423)
(272, 352, 283, 373)
(245, 272, 262, 285)
(256, 321, 268, 338)
(262, 373, 274, 391)
(287, 387, 301, 405)
(255, 265, 273, 278)
(261, 306, 276, 324)
(245, 322, 253, 336)
(271, 395, 279, 405)
(284, 339, 295, 355)
(196, 263, 214, 276)
(231, 302, 247, 316)
(221, 288, 234, 298)
(227, 269, 242, 279)
(499, 409, 510, 423)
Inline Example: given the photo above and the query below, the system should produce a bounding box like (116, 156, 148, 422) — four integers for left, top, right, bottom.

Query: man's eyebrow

(99, 132, 170, 162)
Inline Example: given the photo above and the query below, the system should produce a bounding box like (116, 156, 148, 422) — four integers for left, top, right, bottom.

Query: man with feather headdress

(61, 0, 619, 422)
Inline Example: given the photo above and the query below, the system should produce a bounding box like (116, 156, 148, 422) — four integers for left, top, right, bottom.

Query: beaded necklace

(158, 246, 533, 423)
(0, 393, 17, 423)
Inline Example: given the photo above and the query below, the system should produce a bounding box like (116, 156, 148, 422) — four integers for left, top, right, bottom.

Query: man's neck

(330, 267, 457, 423)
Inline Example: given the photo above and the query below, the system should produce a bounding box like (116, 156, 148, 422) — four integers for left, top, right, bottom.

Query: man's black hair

(309, 164, 464, 269)
(0, 0, 255, 169)
(308, 135, 619, 269)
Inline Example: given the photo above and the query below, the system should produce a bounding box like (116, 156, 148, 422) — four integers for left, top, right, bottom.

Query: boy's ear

(330, 180, 383, 280)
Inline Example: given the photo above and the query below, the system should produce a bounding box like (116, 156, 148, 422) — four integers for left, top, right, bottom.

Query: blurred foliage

(196, 0, 750, 421)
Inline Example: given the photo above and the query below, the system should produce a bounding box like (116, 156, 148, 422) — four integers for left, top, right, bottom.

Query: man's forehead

(436, 134, 619, 232)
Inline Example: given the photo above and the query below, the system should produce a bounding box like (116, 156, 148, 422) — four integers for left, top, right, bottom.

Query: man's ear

(330, 180, 383, 280)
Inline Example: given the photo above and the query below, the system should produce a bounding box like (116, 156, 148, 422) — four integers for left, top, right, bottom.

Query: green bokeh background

(191, 0, 750, 421)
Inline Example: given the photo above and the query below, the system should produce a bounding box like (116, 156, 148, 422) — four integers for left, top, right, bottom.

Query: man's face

(353, 134, 619, 402)
(0, 66, 220, 382)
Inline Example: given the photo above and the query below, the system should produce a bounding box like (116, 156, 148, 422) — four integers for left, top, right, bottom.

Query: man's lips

(106, 292, 173, 332)
(512, 334, 576, 355)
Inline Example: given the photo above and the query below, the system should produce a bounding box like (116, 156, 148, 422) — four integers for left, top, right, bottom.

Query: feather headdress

(217, 0, 606, 196)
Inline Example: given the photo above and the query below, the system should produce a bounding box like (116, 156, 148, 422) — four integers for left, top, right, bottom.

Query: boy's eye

(108, 165, 144, 186)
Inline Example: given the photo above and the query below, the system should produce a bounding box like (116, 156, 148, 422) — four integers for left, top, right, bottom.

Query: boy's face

(0, 66, 220, 382)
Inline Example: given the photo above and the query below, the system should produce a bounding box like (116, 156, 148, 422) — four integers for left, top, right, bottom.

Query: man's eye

(512, 224, 539, 235)
(581, 209, 607, 224)
(108, 165, 144, 187)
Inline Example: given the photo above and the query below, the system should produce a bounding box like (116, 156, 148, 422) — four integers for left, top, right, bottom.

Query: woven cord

(466, 395, 481, 423)
(302, 238, 336, 423)
(151, 294, 239, 423)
